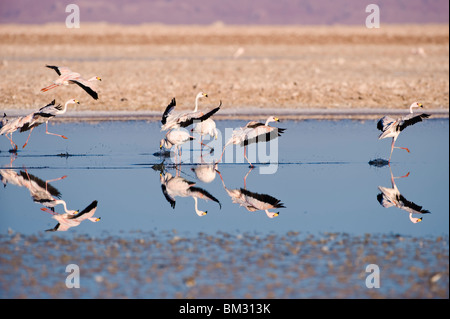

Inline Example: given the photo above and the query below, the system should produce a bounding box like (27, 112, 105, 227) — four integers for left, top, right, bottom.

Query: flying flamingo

(377, 102, 430, 163)
(41, 65, 101, 100)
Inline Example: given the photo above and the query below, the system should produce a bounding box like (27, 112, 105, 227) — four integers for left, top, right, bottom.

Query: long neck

(194, 95, 200, 112)
(62, 101, 73, 114)
(409, 213, 421, 223)
(193, 197, 205, 216)
(265, 117, 273, 126)
(409, 104, 417, 114)
(265, 210, 277, 218)
(54, 199, 70, 213)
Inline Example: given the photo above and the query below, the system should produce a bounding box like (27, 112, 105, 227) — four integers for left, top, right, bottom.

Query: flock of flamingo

(0, 65, 433, 226)
(0, 65, 431, 164)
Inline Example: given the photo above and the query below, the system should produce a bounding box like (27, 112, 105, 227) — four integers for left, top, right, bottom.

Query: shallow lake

(1, 118, 448, 238)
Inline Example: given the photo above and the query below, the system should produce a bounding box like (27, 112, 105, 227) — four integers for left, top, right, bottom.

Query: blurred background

(0, 1, 448, 114)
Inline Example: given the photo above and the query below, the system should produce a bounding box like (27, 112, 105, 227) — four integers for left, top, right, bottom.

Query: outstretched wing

(240, 188, 285, 210)
(19, 170, 62, 198)
(242, 127, 285, 146)
(377, 116, 396, 132)
(189, 186, 222, 209)
(397, 194, 431, 214)
(179, 100, 222, 128)
(46, 65, 71, 76)
(69, 79, 99, 100)
(161, 98, 176, 125)
(399, 114, 430, 131)
(68, 200, 98, 220)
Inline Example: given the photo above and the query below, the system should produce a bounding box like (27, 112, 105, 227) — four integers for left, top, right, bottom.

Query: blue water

(0, 119, 448, 237)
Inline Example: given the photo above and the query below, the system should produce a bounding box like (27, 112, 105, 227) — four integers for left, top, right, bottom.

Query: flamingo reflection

(44, 200, 100, 232)
(377, 167, 430, 223)
(216, 167, 285, 218)
(1, 168, 101, 231)
(191, 155, 218, 183)
(159, 167, 221, 216)
(1, 168, 74, 213)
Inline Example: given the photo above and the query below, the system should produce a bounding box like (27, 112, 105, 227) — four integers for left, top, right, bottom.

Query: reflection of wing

(161, 184, 176, 208)
(19, 170, 61, 198)
(189, 186, 221, 209)
(68, 200, 98, 220)
(45, 223, 70, 232)
(377, 192, 395, 208)
(397, 194, 431, 214)
(240, 188, 285, 210)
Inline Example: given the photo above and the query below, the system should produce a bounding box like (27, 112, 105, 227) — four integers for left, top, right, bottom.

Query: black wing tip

(45, 65, 61, 75)
(69, 80, 99, 99)
(376, 119, 384, 131)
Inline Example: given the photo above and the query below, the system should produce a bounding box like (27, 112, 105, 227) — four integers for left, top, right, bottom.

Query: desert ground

(0, 23, 448, 118)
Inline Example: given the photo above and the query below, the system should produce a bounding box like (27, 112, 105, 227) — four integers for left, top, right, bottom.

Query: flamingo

(20, 99, 80, 148)
(160, 93, 222, 131)
(377, 168, 430, 223)
(160, 129, 195, 164)
(0, 113, 22, 151)
(191, 118, 218, 152)
(41, 65, 101, 100)
(160, 172, 221, 216)
(377, 102, 430, 163)
(215, 168, 284, 218)
(220, 116, 285, 167)
(45, 200, 101, 232)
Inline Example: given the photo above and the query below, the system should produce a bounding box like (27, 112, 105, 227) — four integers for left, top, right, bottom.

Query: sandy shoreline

(0, 24, 448, 115)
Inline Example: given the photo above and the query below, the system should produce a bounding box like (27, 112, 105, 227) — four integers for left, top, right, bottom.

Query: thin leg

(243, 166, 254, 189)
(45, 122, 68, 139)
(41, 207, 57, 215)
(6, 133, 18, 151)
(244, 146, 254, 167)
(22, 127, 34, 148)
(216, 169, 226, 188)
(219, 146, 227, 163)
(394, 146, 410, 153)
(8, 153, 17, 166)
(388, 138, 395, 163)
(45, 175, 67, 192)
(40, 83, 58, 92)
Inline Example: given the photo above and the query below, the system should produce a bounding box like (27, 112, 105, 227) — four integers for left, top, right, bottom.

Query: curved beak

(203, 93, 208, 98)
(75, 100, 80, 104)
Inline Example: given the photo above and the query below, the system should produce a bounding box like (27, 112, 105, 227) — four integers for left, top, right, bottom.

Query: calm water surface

(0, 119, 448, 237)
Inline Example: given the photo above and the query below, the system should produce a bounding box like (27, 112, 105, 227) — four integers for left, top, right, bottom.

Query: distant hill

(0, 0, 448, 25)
